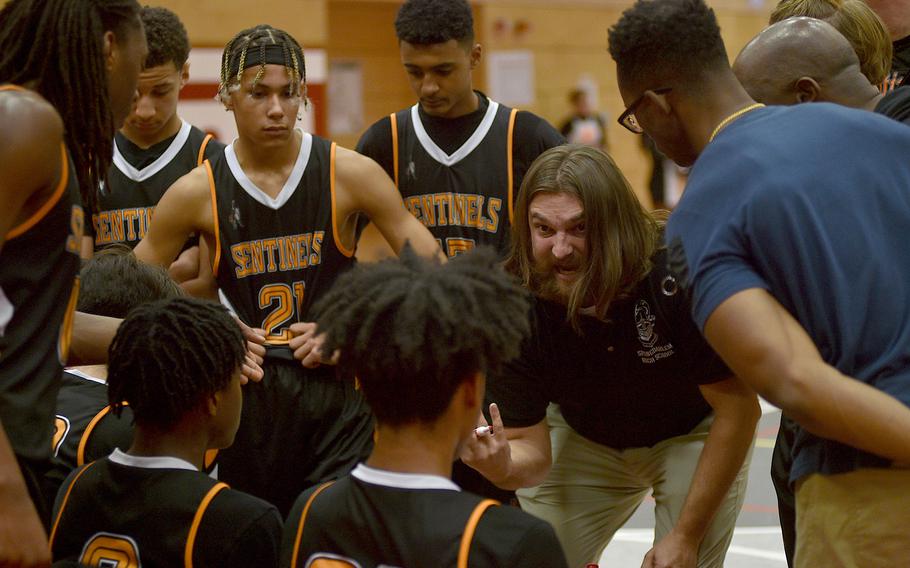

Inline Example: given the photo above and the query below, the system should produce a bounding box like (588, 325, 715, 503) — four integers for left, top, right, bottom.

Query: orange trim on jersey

(506, 108, 518, 226)
(203, 449, 219, 471)
(184, 482, 228, 568)
(390, 113, 399, 188)
(7, 143, 69, 240)
(330, 143, 355, 258)
(290, 480, 336, 568)
(204, 160, 222, 276)
(0, 85, 26, 92)
(48, 460, 99, 548)
(197, 134, 214, 166)
(76, 402, 126, 466)
(457, 499, 498, 568)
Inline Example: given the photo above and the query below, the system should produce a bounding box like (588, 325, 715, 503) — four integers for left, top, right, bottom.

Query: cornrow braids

(0, 0, 142, 214)
(313, 245, 532, 427)
(107, 297, 246, 430)
(218, 24, 307, 105)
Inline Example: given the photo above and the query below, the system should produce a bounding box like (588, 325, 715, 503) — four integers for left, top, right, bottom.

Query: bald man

(734, 17, 910, 123)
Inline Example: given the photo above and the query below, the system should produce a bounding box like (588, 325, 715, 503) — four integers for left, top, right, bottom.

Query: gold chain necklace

(708, 103, 765, 143)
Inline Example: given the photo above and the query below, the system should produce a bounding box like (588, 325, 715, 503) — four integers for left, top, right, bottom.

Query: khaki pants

(795, 468, 910, 568)
(517, 405, 751, 568)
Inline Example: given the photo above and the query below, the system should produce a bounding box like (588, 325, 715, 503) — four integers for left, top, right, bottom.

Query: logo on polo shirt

(634, 299, 675, 364)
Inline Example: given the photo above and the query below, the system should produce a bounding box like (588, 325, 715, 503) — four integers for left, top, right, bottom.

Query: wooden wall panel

(152, 0, 327, 47)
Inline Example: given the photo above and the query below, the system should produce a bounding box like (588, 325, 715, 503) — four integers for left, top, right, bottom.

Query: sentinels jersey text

(92, 121, 223, 249)
(209, 131, 354, 344)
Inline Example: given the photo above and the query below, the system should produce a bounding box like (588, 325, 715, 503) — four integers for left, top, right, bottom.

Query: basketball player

(609, 0, 910, 564)
(356, 0, 564, 261)
(0, 1, 145, 563)
(135, 25, 441, 516)
(281, 247, 568, 568)
(91, 6, 224, 297)
(463, 145, 758, 568)
(50, 297, 282, 566)
(47, 248, 183, 501)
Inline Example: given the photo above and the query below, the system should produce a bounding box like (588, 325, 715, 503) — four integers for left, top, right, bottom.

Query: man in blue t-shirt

(609, 1, 910, 566)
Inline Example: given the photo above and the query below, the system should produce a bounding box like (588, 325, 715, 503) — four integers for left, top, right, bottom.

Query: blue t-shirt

(666, 103, 910, 482)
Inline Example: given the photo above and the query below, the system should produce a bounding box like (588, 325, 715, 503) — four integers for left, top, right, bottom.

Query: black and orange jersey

(48, 369, 221, 500)
(280, 464, 568, 568)
(50, 449, 282, 567)
(92, 121, 224, 249)
(208, 132, 355, 348)
(357, 92, 564, 258)
(0, 85, 83, 462)
(47, 370, 133, 495)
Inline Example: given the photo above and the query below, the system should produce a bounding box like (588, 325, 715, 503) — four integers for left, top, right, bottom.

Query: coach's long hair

(0, 0, 142, 213)
(505, 145, 665, 330)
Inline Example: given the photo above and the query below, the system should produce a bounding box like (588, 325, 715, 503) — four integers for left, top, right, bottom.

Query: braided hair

(218, 24, 306, 104)
(0, 0, 142, 213)
(313, 246, 531, 426)
(107, 298, 246, 430)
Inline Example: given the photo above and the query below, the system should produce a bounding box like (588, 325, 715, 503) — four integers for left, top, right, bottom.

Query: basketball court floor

(599, 401, 787, 567)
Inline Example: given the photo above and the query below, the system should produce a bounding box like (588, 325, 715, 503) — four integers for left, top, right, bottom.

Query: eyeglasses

(617, 88, 672, 134)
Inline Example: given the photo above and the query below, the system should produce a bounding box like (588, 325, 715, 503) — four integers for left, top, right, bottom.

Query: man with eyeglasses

(610, 1, 910, 566)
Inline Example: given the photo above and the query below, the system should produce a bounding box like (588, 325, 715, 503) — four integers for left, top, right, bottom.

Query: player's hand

(459, 403, 513, 486)
(288, 322, 338, 368)
(0, 484, 51, 568)
(642, 529, 698, 568)
(233, 317, 265, 384)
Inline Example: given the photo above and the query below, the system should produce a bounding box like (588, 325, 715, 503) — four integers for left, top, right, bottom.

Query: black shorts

(217, 358, 373, 516)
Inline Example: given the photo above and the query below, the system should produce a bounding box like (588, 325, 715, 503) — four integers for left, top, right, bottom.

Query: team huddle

(1, 0, 910, 567)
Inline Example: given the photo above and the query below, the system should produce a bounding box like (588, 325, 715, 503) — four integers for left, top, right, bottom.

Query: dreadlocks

(107, 297, 245, 430)
(0, 0, 142, 213)
(218, 24, 306, 104)
(313, 245, 532, 427)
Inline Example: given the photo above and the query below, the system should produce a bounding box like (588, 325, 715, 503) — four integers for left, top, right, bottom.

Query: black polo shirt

(489, 249, 731, 449)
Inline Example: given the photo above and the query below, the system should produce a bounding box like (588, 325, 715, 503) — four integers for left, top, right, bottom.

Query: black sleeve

(280, 485, 318, 568)
(506, 519, 569, 568)
(511, 111, 566, 196)
(485, 305, 550, 428)
(355, 116, 396, 181)
(658, 264, 732, 385)
(224, 506, 284, 568)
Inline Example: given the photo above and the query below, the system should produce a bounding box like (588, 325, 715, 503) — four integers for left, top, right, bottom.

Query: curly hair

(77, 246, 183, 318)
(0, 0, 142, 213)
(395, 0, 475, 46)
(218, 24, 306, 103)
(608, 0, 729, 86)
(141, 5, 190, 69)
(107, 297, 245, 430)
(312, 246, 531, 427)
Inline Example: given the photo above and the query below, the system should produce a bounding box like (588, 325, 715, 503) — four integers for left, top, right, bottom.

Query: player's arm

(704, 288, 910, 464)
(460, 403, 552, 490)
(0, 91, 63, 253)
(333, 145, 443, 261)
(644, 376, 760, 568)
(134, 166, 214, 268)
(0, 91, 61, 568)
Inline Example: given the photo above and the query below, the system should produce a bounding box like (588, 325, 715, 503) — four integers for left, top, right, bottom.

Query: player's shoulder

(471, 502, 567, 566)
(0, 88, 64, 163)
(356, 114, 396, 153)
